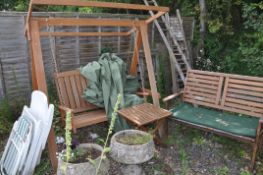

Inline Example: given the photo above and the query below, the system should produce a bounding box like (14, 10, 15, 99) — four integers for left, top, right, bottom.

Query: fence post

(0, 59, 5, 100)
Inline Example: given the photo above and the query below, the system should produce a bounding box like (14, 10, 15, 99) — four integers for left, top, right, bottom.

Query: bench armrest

(163, 91, 183, 103)
(58, 105, 73, 113)
(162, 91, 183, 109)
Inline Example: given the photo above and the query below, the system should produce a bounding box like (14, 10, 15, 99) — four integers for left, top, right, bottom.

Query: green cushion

(170, 102, 259, 137)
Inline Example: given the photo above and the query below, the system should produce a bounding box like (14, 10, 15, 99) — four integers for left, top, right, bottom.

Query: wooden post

(29, 20, 58, 170)
(140, 23, 168, 138)
(130, 28, 142, 75)
(140, 23, 159, 107)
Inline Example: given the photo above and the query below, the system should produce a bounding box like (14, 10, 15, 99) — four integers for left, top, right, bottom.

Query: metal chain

(46, 18, 59, 73)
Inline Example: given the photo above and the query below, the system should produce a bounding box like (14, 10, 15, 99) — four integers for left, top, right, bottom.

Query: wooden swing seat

(54, 69, 153, 133)
(54, 70, 107, 133)
(163, 69, 263, 168)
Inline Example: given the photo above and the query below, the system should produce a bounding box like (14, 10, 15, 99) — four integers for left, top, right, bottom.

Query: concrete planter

(57, 143, 110, 175)
(110, 129, 155, 164)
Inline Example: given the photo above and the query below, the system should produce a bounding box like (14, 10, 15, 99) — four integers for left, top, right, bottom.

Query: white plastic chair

(0, 110, 33, 175)
(0, 91, 54, 175)
(21, 91, 54, 175)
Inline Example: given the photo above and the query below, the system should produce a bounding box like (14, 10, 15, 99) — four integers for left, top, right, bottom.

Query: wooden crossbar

(40, 31, 130, 37)
(146, 11, 166, 23)
(31, 0, 169, 12)
(36, 18, 142, 27)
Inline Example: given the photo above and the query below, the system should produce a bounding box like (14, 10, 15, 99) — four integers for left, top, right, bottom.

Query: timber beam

(36, 18, 144, 28)
(31, 0, 169, 12)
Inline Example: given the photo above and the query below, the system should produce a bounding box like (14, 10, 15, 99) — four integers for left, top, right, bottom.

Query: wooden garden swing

(25, 0, 169, 169)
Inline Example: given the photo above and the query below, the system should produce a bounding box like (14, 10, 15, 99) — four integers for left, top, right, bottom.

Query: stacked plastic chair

(0, 91, 54, 175)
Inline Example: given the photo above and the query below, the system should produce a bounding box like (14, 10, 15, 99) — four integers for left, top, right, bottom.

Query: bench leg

(251, 143, 258, 169)
(251, 124, 262, 170)
(73, 127, 77, 134)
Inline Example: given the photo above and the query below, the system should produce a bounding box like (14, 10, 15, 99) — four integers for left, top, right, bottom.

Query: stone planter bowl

(57, 143, 110, 175)
(110, 129, 155, 164)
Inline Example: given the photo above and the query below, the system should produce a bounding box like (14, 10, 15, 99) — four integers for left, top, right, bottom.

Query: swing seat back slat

(54, 70, 99, 112)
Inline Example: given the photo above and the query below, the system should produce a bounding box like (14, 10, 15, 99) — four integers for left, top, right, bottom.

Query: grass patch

(214, 166, 229, 175)
(116, 133, 152, 145)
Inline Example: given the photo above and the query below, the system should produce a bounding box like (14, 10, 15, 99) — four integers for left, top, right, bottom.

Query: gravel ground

(61, 121, 261, 175)
(2, 120, 262, 175)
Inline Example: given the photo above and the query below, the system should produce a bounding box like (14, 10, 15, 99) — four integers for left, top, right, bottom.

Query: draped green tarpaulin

(80, 53, 144, 131)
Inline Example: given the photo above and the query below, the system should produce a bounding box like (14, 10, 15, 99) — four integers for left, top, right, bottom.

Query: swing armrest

(162, 91, 184, 109)
(58, 105, 74, 113)
(137, 88, 160, 98)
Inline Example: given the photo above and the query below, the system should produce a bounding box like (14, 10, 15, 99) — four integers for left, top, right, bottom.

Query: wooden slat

(183, 98, 220, 109)
(225, 97, 263, 108)
(70, 75, 81, 108)
(216, 76, 224, 105)
(184, 91, 217, 99)
(187, 77, 219, 85)
(73, 109, 107, 129)
(224, 101, 263, 114)
(186, 82, 218, 90)
(228, 84, 263, 92)
(227, 93, 263, 103)
(74, 75, 86, 107)
(189, 69, 225, 77)
(188, 72, 220, 81)
(228, 88, 263, 98)
(184, 94, 216, 104)
(228, 79, 263, 87)
(220, 76, 229, 106)
(185, 86, 217, 95)
(64, 76, 76, 108)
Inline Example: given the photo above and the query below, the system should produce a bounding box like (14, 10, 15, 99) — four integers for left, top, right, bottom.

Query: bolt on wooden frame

(25, 0, 169, 170)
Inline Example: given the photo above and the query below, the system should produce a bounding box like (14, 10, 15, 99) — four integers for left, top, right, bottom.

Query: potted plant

(57, 94, 122, 175)
(110, 129, 155, 164)
(56, 112, 109, 175)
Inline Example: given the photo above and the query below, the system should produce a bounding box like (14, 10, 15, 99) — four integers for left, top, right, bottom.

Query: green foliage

(214, 166, 229, 175)
(65, 111, 72, 163)
(240, 169, 251, 175)
(95, 94, 122, 175)
(0, 97, 12, 136)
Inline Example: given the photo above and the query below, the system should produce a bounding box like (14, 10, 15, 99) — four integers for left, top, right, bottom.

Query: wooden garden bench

(163, 70, 263, 168)
(54, 70, 153, 133)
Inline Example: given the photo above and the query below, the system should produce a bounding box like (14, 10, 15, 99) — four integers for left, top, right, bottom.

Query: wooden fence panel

(0, 12, 158, 103)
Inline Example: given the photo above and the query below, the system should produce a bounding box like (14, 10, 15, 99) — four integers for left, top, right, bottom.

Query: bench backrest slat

(54, 70, 99, 113)
(184, 70, 263, 118)
(183, 70, 224, 108)
(221, 75, 263, 117)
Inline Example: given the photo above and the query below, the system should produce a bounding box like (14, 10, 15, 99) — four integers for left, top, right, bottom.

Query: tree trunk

(199, 0, 206, 52)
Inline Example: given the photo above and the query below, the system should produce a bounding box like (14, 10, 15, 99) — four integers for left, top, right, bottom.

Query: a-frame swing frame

(25, 0, 169, 170)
